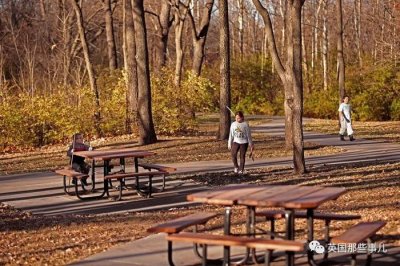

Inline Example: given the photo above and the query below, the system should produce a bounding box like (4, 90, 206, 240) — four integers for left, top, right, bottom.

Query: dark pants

(231, 142, 248, 171)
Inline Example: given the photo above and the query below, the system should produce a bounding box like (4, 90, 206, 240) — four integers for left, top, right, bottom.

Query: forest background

(0, 0, 399, 150)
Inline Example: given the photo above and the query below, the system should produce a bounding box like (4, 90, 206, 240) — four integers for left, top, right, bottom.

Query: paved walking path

(1, 117, 399, 265)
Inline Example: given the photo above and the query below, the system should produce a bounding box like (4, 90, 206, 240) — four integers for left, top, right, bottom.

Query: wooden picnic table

(72, 148, 156, 199)
(187, 184, 347, 266)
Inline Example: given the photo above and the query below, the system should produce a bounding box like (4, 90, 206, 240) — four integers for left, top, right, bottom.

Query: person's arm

(246, 122, 254, 151)
(67, 145, 73, 157)
(228, 124, 233, 150)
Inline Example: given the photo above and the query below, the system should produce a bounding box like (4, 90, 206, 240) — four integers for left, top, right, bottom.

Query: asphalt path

(1, 117, 400, 216)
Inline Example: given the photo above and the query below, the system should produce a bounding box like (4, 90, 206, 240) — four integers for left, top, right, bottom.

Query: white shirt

(338, 103, 351, 121)
(228, 121, 253, 148)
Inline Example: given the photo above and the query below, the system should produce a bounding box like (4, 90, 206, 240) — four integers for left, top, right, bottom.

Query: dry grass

(0, 117, 399, 265)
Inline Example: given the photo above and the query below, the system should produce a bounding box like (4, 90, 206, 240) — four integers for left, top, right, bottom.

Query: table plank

(282, 187, 346, 209)
(237, 185, 299, 207)
(202, 186, 271, 205)
(187, 184, 258, 204)
(74, 149, 154, 160)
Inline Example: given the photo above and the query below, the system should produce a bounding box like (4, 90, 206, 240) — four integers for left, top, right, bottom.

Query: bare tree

(156, 0, 172, 69)
(188, 0, 214, 76)
(337, 0, 345, 101)
(123, 0, 137, 134)
(252, 0, 306, 174)
(171, 0, 190, 87)
(322, 0, 328, 91)
(217, 0, 231, 140)
(70, 0, 102, 136)
(132, 0, 157, 144)
(102, 0, 118, 70)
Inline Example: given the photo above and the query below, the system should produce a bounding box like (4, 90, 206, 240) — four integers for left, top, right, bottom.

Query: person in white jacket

(338, 96, 355, 141)
(228, 111, 254, 174)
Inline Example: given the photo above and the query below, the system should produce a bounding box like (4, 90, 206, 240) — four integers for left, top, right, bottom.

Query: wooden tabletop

(187, 184, 346, 209)
(74, 148, 155, 160)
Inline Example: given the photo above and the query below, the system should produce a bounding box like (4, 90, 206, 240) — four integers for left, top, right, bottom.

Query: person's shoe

(234, 168, 238, 173)
(238, 170, 243, 175)
(349, 135, 355, 141)
(340, 134, 345, 141)
(81, 178, 88, 186)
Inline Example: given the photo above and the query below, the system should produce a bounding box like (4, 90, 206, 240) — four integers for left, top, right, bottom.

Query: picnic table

(68, 148, 156, 200)
(186, 184, 347, 266)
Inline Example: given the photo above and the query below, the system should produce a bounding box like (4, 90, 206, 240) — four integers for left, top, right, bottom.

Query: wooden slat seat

(138, 163, 177, 193)
(103, 171, 166, 180)
(104, 171, 167, 200)
(138, 163, 177, 173)
(331, 221, 386, 266)
(331, 221, 386, 244)
(166, 232, 304, 266)
(55, 168, 88, 179)
(147, 212, 219, 234)
(256, 209, 361, 221)
(166, 232, 305, 252)
(256, 209, 361, 249)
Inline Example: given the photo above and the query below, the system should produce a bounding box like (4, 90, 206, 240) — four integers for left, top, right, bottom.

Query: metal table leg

(285, 209, 295, 266)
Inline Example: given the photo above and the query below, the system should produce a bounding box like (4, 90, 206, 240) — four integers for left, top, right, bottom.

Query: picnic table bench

(331, 221, 386, 266)
(166, 232, 305, 266)
(104, 170, 168, 200)
(138, 163, 177, 192)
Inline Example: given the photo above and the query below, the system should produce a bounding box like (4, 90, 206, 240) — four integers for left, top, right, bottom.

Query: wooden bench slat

(147, 212, 218, 234)
(104, 171, 167, 180)
(55, 169, 88, 179)
(138, 163, 177, 173)
(256, 210, 361, 221)
(331, 221, 386, 244)
(166, 232, 305, 252)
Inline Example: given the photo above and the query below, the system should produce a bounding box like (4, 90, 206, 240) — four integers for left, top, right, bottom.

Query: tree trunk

(322, 0, 328, 91)
(123, 0, 137, 134)
(337, 0, 345, 101)
(155, 0, 171, 69)
(252, 0, 306, 174)
(103, 0, 118, 70)
(70, 0, 102, 136)
(217, 0, 231, 140)
(191, 0, 214, 76)
(132, 0, 157, 145)
(172, 1, 189, 87)
(290, 0, 306, 174)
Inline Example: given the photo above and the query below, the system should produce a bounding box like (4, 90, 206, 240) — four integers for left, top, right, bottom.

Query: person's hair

(235, 111, 244, 118)
(342, 95, 349, 100)
(72, 133, 83, 140)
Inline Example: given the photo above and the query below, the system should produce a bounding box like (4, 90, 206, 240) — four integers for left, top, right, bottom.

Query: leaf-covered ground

(1, 118, 399, 265)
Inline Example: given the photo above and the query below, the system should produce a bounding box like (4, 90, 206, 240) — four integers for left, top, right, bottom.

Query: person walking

(338, 96, 355, 141)
(228, 111, 254, 174)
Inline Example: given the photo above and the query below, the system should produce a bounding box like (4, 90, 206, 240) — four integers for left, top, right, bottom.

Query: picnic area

(1, 117, 399, 265)
(1, 1, 400, 265)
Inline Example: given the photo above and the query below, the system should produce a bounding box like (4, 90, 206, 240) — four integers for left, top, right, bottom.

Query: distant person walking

(338, 96, 355, 141)
(228, 111, 254, 174)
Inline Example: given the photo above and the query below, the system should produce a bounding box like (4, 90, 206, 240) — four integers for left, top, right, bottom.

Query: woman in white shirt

(228, 111, 254, 174)
(338, 96, 355, 141)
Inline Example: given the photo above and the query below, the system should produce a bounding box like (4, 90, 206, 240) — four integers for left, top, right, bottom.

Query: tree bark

(189, 0, 214, 76)
(172, 1, 189, 87)
(252, 0, 306, 174)
(290, 0, 306, 174)
(102, 0, 118, 70)
(337, 0, 345, 101)
(132, 0, 157, 145)
(123, 0, 137, 134)
(154, 0, 171, 69)
(69, 0, 102, 136)
(217, 0, 231, 140)
(322, 0, 328, 91)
